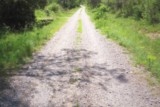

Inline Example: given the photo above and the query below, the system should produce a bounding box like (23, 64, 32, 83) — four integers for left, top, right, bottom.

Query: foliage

(88, 0, 160, 24)
(58, 0, 82, 8)
(0, 0, 47, 29)
(45, 3, 61, 13)
(143, 0, 160, 23)
(0, 0, 35, 29)
(93, 3, 108, 19)
(87, 0, 101, 7)
(0, 0, 82, 29)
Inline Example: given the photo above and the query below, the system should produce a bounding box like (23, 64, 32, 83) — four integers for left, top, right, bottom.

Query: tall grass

(0, 9, 77, 73)
(89, 8, 160, 81)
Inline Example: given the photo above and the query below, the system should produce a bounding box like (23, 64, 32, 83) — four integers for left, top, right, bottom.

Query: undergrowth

(88, 7, 160, 81)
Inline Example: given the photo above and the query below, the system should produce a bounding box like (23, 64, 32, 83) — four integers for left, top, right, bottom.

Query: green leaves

(102, 0, 160, 24)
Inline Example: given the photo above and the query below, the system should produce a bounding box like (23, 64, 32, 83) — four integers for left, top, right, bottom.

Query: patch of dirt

(140, 29, 160, 40)
(146, 32, 160, 40)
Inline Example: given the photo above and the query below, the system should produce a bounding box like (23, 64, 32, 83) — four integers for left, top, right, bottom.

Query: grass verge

(88, 9, 160, 81)
(0, 9, 77, 74)
(75, 19, 82, 46)
(77, 19, 82, 33)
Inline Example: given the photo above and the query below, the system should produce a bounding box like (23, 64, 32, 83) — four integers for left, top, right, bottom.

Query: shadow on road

(0, 49, 128, 107)
(0, 78, 29, 107)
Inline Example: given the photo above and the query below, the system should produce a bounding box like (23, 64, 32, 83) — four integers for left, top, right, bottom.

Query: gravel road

(0, 7, 160, 107)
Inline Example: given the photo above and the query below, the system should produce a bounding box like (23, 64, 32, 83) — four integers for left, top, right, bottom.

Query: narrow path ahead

(0, 7, 160, 107)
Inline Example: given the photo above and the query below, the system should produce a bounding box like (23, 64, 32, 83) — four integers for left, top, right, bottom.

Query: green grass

(75, 19, 82, 46)
(75, 18, 82, 47)
(77, 19, 82, 33)
(89, 9, 160, 81)
(0, 9, 77, 74)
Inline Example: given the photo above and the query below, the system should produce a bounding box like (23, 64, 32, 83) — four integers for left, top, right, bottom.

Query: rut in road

(0, 7, 160, 107)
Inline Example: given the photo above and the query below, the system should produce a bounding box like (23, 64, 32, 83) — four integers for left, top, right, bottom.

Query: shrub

(143, 0, 160, 24)
(0, 0, 47, 29)
(58, 0, 80, 9)
(46, 3, 61, 12)
(88, 0, 101, 8)
(93, 4, 108, 19)
(0, 0, 35, 29)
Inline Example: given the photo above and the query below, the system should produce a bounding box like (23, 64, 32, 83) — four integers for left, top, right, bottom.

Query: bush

(143, 0, 160, 24)
(0, 0, 35, 29)
(46, 3, 61, 12)
(0, 0, 47, 29)
(132, 5, 143, 20)
(88, 0, 101, 8)
(105, 0, 160, 24)
(93, 4, 108, 19)
(58, 0, 80, 9)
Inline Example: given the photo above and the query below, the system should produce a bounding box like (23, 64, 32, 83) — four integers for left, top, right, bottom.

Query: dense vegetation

(0, 0, 47, 28)
(58, 0, 82, 8)
(88, 0, 160, 81)
(87, 0, 160, 24)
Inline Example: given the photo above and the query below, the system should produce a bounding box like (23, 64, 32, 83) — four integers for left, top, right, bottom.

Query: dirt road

(0, 7, 160, 107)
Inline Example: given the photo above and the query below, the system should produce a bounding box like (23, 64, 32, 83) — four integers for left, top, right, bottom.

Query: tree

(88, 0, 101, 7)
(58, 0, 81, 8)
(0, 0, 47, 29)
(103, 0, 160, 23)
